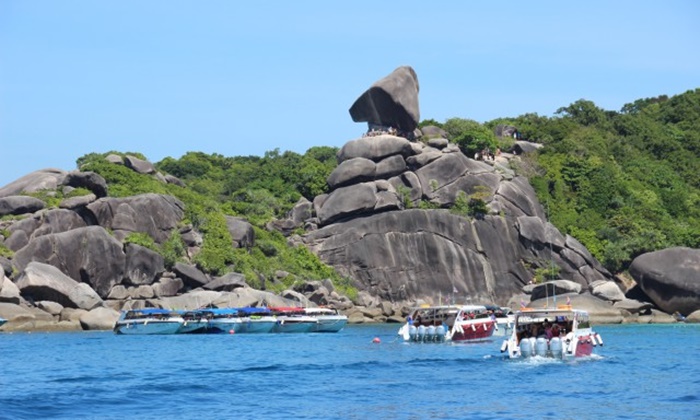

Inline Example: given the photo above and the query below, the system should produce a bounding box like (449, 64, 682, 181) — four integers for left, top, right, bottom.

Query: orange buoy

(372, 337, 381, 344)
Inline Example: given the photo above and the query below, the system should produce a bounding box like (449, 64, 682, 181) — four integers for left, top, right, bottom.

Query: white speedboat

(304, 307, 348, 333)
(398, 305, 496, 343)
(236, 307, 277, 333)
(485, 305, 514, 337)
(270, 307, 318, 333)
(177, 310, 212, 334)
(113, 308, 184, 335)
(500, 305, 603, 360)
(200, 308, 246, 334)
(0, 317, 7, 328)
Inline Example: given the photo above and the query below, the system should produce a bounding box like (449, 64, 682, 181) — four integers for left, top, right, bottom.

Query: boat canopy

(128, 308, 175, 315)
(236, 307, 272, 315)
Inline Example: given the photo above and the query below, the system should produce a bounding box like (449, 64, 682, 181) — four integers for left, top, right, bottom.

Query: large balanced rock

(349, 66, 420, 134)
(629, 247, 700, 315)
(13, 226, 126, 298)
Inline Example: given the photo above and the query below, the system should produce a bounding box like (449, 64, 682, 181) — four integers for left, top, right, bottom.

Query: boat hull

(272, 319, 316, 333)
(114, 320, 183, 335)
(208, 319, 245, 334)
(239, 318, 277, 333)
(310, 316, 348, 333)
(450, 320, 496, 342)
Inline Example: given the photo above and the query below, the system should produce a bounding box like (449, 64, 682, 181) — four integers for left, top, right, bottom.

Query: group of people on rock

(474, 147, 501, 161)
(363, 126, 405, 138)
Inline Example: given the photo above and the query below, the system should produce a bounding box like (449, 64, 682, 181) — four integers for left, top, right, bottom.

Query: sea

(0, 323, 698, 420)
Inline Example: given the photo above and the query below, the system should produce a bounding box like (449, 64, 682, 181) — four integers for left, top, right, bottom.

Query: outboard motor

(549, 337, 563, 358)
(519, 337, 533, 357)
(408, 325, 417, 341)
(417, 325, 426, 342)
(435, 325, 446, 342)
(535, 337, 548, 357)
(426, 325, 436, 342)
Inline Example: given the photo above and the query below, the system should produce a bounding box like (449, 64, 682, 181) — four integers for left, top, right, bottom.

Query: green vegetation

(509, 90, 700, 273)
(75, 146, 354, 294)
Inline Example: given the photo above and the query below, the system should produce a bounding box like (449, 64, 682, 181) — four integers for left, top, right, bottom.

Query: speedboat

(269, 307, 318, 333)
(113, 308, 184, 335)
(304, 307, 348, 333)
(398, 305, 496, 343)
(485, 305, 515, 337)
(177, 309, 212, 334)
(500, 305, 603, 360)
(0, 317, 7, 328)
(236, 307, 277, 333)
(199, 308, 246, 334)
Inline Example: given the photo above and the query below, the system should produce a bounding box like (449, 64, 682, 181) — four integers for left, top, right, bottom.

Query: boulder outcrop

(303, 134, 613, 306)
(629, 247, 700, 315)
(86, 194, 185, 243)
(13, 226, 126, 298)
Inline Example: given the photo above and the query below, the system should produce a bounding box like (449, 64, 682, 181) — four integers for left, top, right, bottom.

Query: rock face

(13, 226, 126, 298)
(349, 66, 420, 135)
(86, 194, 185, 243)
(629, 247, 700, 315)
(304, 135, 614, 305)
(16, 262, 103, 310)
(0, 169, 67, 198)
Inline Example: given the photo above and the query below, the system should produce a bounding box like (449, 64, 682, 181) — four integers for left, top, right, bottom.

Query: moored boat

(177, 309, 212, 334)
(304, 307, 348, 333)
(0, 317, 7, 328)
(113, 308, 184, 335)
(237, 307, 277, 333)
(270, 307, 318, 333)
(486, 305, 514, 337)
(200, 308, 246, 334)
(398, 305, 496, 343)
(500, 305, 603, 360)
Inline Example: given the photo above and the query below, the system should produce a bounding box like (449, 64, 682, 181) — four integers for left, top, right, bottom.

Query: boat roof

(236, 307, 271, 315)
(303, 307, 336, 314)
(127, 308, 174, 315)
(413, 305, 486, 311)
(269, 307, 305, 313)
(198, 308, 240, 315)
(515, 306, 588, 317)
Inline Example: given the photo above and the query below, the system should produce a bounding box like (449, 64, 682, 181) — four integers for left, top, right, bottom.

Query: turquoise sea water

(1, 323, 698, 419)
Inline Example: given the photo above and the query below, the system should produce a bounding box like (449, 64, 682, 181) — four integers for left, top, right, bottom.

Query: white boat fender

(471, 324, 476, 331)
(500, 340, 508, 353)
(483, 323, 488, 331)
(595, 333, 604, 346)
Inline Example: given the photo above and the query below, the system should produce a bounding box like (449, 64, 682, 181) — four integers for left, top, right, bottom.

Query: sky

(1, 1, 699, 187)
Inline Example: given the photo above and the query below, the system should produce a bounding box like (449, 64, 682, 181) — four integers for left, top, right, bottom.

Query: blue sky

(1, 1, 698, 187)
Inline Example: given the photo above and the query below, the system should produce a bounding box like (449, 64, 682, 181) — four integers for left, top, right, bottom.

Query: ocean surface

(1, 323, 698, 419)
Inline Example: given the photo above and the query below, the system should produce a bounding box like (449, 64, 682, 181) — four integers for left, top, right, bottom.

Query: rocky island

(1, 66, 699, 332)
